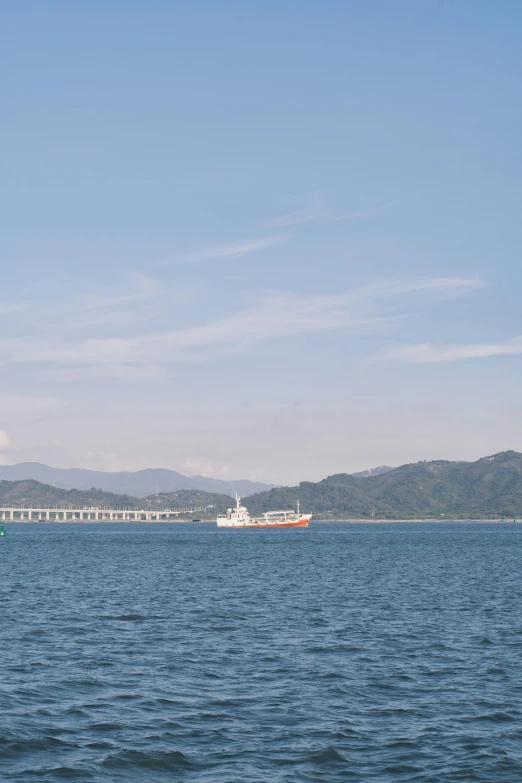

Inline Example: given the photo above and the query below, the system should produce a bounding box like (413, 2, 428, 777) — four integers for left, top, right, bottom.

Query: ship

(217, 495, 311, 528)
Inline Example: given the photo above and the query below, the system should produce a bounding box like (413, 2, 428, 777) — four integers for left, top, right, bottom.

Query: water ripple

(1, 522, 522, 781)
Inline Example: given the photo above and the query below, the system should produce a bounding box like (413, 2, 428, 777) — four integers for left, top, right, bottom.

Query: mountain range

(0, 461, 395, 498)
(0, 479, 233, 516)
(1, 451, 522, 519)
(0, 463, 275, 498)
(244, 451, 522, 519)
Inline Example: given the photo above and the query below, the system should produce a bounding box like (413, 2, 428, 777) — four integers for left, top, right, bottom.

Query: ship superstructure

(217, 495, 311, 528)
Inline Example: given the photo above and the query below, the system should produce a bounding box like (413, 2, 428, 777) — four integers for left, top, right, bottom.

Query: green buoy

(0, 522, 6, 537)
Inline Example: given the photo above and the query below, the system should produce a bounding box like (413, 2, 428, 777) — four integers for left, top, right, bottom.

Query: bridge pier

(0, 505, 208, 522)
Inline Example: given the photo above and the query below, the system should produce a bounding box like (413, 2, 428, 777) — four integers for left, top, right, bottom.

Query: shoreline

(315, 518, 520, 524)
(4, 518, 520, 525)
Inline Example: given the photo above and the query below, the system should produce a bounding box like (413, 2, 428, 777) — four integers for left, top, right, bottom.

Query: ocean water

(1, 522, 522, 783)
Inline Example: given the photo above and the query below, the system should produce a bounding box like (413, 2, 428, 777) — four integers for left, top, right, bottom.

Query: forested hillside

(245, 451, 522, 519)
(3, 451, 522, 519)
(0, 480, 232, 516)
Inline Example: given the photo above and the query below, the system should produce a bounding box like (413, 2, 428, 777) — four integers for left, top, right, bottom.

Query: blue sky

(1, 1, 521, 483)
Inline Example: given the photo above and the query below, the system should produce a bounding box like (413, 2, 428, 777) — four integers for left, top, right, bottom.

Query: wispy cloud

(267, 193, 388, 228)
(0, 276, 482, 374)
(156, 194, 384, 266)
(322, 206, 386, 223)
(78, 272, 162, 310)
(164, 233, 290, 264)
(2, 273, 196, 335)
(369, 276, 484, 299)
(381, 337, 522, 363)
(0, 295, 384, 367)
(268, 202, 326, 227)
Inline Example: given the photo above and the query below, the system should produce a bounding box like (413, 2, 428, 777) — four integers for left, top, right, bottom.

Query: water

(1, 522, 522, 783)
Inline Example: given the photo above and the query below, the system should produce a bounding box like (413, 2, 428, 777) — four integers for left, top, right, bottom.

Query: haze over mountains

(0, 462, 395, 498)
(0, 463, 275, 498)
(1, 452, 522, 519)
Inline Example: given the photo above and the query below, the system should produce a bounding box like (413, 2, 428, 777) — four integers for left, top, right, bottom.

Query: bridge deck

(0, 506, 208, 521)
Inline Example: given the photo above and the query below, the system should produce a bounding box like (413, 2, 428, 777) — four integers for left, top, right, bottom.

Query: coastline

(315, 518, 520, 523)
(4, 518, 520, 524)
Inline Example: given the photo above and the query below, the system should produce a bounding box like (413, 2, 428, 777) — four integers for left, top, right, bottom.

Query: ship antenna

(297, 499, 300, 515)
(236, 493, 240, 511)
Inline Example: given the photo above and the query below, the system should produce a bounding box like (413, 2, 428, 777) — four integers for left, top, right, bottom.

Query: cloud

(267, 193, 388, 228)
(369, 276, 484, 300)
(1, 273, 197, 335)
(268, 202, 327, 227)
(0, 295, 383, 366)
(165, 233, 290, 264)
(381, 337, 522, 363)
(78, 272, 162, 310)
(0, 430, 11, 450)
(69, 273, 198, 331)
(162, 196, 382, 264)
(181, 457, 232, 479)
(270, 205, 381, 227)
(0, 276, 482, 373)
(323, 207, 387, 223)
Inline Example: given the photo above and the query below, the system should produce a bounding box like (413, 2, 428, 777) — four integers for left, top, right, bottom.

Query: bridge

(0, 506, 210, 521)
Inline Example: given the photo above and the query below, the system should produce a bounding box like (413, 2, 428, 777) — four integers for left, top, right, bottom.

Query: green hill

(140, 489, 232, 515)
(0, 480, 138, 508)
(245, 451, 522, 519)
(3, 451, 522, 520)
(0, 480, 232, 516)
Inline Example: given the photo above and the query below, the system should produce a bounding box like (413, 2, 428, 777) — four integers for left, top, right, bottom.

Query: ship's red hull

(253, 519, 309, 528)
(221, 517, 310, 529)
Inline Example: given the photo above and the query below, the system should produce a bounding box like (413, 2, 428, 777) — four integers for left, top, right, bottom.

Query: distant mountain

(4, 451, 522, 520)
(0, 479, 232, 516)
(0, 463, 275, 498)
(245, 451, 522, 519)
(351, 465, 395, 478)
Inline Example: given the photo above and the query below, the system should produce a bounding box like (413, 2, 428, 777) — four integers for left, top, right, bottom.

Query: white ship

(217, 495, 311, 528)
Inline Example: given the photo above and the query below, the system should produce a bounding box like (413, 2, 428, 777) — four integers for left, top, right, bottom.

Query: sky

(1, 1, 521, 484)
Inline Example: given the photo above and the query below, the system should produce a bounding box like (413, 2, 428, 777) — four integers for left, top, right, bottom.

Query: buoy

(0, 522, 6, 537)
